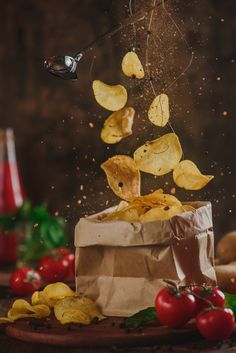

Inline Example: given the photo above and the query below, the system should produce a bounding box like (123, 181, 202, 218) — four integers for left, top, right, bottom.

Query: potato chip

(0, 317, 13, 324)
(12, 299, 35, 313)
(140, 205, 184, 223)
(57, 308, 91, 325)
(101, 155, 141, 200)
(129, 190, 181, 208)
(134, 133, 182, 176)
(173, 160, 214, 190)
(32, 282, 75, 308)
(104, 204, 144, 222)
(101, 107, 135, 144)
(8, 301, 50, 321)
(148, 94, 169, 127)
(54, 297, 105, 325)
(92, 80, 127, 111)
(121, 51, 145, 79)
(182, 204, 196, 212)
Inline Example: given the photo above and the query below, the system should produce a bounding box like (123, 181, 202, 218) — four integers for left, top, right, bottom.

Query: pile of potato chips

(91, 50, 213, 210)
(0, 282, 105, 325)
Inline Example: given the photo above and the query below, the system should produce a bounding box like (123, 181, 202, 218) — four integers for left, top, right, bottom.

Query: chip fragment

(92, 80, 127, 111)
(121, 51, 145, 79)
(173, 160, 214, 190)
(101, 155, 141, 200)
(101, 107, 135, 144)
(134, 133, 182, 176)
(148, 94, 170, 127)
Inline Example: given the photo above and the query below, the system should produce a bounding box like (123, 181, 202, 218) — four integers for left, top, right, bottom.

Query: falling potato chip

(32, 282, 75, 308)
(148, 94, 170, 127)
(54, 297, 105, 325)
(101, 107, 135, 144)
(140, 205, 184, 223)
(121, 51, 145, 79)
(173, 160, 214, 190)
(92, 80, 127, 111)
(134, 133, 182, 176)
(101, 155, 141, 200)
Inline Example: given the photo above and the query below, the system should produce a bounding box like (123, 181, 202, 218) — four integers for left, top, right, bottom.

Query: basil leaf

(124, 307, 158, 329)
(225, 292, 236, 315)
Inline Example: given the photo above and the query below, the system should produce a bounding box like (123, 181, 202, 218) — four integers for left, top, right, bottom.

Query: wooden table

(1, 285, 236, 353)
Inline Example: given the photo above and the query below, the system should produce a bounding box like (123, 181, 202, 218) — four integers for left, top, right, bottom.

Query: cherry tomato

(10, 267, 41, 296)
(53, 248, 75, 278)
(192, 286, 225, 316)
(155, 287, 196, 328)
(196, 307, 234, 341)
(38, 251, 69, 283)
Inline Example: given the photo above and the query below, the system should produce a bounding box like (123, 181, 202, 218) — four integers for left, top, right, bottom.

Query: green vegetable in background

(124, 307, 158, 329)
(0, 201, 66, 266)
(225, 293, 236, 315)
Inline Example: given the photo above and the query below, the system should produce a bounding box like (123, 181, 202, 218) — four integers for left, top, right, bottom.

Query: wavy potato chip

(0, 317, 13, 324)
(7, 300, 50, 321)
(121, 51, 145, 79)
(128, 190, 181, 208)
(173, 160, 214, 190)
(57, 308, 91, 325)
(101, 107, 135, 144)
(92, 80, 127, 111)
(104, 203, 149, 222)
(101, 155, 141, 200)
(140, 205, 184, 223)
(134, 133, 182, 176)
(148, 94, 169, 127)
(32, 282, 75, 308)
(54, 297, 105, 325)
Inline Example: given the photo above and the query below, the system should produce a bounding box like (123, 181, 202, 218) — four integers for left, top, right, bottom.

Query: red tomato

(38, 252, 69, 283)
(196, 307, 234, 341)
(53, 248, 75, 278)
(10, 267, 41, 296)
(193, 286, 225, 316)
(155, 288, 196, 328)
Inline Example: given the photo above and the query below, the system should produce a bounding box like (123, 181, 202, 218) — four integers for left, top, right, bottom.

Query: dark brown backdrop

(0, 0, 235, 243)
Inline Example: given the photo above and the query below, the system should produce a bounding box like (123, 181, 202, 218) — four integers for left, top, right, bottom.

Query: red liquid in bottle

(0, 129, 24, 264)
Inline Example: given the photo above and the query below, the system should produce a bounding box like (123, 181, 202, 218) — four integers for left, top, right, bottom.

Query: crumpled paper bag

(74, 201, 216, 317)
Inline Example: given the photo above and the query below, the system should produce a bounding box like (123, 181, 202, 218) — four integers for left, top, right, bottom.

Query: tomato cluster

(155, 282, 234, 341)
(10, 248, 75, 296)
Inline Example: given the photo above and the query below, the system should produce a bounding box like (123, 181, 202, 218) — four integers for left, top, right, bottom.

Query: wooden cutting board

(5, 315, 201, 348)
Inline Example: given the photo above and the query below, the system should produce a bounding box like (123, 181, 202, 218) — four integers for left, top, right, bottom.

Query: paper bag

(74, 201, 216, 317)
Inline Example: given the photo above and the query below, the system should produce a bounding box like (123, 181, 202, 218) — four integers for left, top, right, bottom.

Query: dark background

(0, 0, 235, 243)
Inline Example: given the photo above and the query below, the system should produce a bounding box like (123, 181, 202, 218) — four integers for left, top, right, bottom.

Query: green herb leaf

(225, 292, 236, 315)
(124, 307, 158, 329)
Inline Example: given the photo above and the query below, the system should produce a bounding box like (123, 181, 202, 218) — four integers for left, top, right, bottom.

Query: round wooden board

(5, 315, 201, 348)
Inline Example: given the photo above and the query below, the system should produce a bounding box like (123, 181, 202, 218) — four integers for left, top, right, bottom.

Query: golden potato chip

(57, 308, 91, 325)
(121, 51, 145, 79)
(12, 299, 35, 313)
(92, 80, 127, 111)
(8, 304, 50, 321)
(140, 205, 184, 223)
(182, 204, 196, 212)
(129, 190, 181, 208)
(54, 297, 105, 325)
(0, 317, 13, 324)
(148, 94, 169, 127)
(134, 133, 182, 176)
(104, 204, 142, 222)
(173, 160, 214, 190)
(32, 282, 75, 308)
(101, 107, 135, 144)
(101, 155, 141, 200)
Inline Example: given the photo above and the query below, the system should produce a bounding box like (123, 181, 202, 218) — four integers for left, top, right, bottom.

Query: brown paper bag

(74, 201, 216, 317)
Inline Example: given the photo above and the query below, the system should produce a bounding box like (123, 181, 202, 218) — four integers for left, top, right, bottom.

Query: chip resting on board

(32, 282, 75, 307)
(101, 155, 141, 200)
(92, 80, 127, 111)
(54, 297, 105, 325)
(121, 51, 145, 79)
(148, 94, 170, 127)
(134, 133, 182, 176)
(173, 160, 214, 190)
(101, 107, 135, 144)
